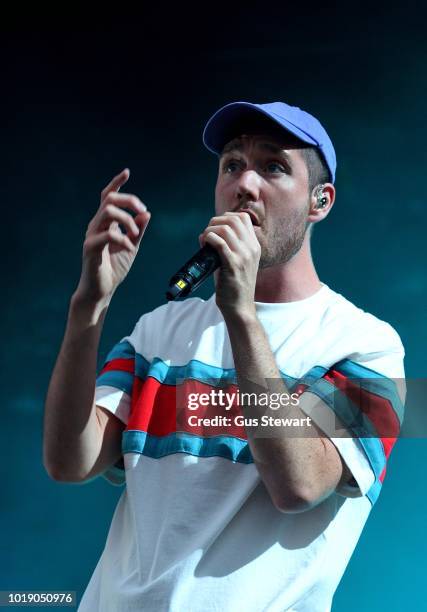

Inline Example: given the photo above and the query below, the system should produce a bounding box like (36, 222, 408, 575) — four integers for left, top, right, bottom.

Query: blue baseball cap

(202, 101, 336, 183)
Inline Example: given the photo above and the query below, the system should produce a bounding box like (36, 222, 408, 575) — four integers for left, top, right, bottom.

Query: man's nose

(235, 169, 261, 201)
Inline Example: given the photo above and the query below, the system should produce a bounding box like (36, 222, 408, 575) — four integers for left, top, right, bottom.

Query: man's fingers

(203, 232, 234, 266)
(200, 224, 241, 253)
(85, 228, 136, 256)
(97, 204, 141, 238)
(201, 216, 255, 250)
(224, 211, 254, 230)
(207, 213, 254, 241)
(100, 168, 130, 203)
(133, 211, 151, 245)
(103, 192, 147, 215)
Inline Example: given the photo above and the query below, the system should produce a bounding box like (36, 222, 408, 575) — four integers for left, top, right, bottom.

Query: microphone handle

(166, 244, 220, 301)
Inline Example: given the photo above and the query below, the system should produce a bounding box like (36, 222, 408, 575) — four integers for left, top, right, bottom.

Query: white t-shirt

(78, 284, 405, 612)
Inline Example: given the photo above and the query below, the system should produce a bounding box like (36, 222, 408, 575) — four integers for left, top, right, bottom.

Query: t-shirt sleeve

(94, 314, 150, 486)
(296, 323, 406, 506)
(95, 339, 136, 426)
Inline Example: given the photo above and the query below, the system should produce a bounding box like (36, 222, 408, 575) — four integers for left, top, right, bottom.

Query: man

(43, 101, 405, 611)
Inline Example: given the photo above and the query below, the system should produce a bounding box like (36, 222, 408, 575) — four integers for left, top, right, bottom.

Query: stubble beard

(258, 207, 309, 270)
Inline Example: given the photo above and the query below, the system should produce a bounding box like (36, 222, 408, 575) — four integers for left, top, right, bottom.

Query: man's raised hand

(75, 168, 151, 307)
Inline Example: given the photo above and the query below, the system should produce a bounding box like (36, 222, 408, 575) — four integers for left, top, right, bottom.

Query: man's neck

(254, 268, 321, 303)
(254, 242, 321, 303)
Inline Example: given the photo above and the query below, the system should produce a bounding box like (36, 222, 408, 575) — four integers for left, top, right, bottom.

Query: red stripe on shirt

(100, 358, 134, 374)
(127, 378, 250, 438)
(324, 369, 400, 439)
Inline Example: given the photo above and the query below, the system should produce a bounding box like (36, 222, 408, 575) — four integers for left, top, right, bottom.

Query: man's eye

(222, 160, 286, 174)
(223, 161, 240, 173)
(266, 162, 286, 173)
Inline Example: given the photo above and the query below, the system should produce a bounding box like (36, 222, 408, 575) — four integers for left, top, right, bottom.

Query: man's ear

(308, 183, 336, 224)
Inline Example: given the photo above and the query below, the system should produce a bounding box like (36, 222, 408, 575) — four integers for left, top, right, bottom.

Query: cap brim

(202, 102, 318, 155)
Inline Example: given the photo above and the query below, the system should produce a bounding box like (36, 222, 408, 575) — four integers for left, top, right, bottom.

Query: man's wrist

(69, 291, 112, 328)
(220, 305, 259, 329)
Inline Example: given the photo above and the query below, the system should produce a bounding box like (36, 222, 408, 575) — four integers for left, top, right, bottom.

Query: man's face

(215, 131, 311, 269)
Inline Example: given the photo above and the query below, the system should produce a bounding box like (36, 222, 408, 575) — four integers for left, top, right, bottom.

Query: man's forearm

(223, 309, 344, 513)
(43, 292, 111, 480)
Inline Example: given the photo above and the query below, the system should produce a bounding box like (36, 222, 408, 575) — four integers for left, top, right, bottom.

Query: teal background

(2, 6, 426, 610)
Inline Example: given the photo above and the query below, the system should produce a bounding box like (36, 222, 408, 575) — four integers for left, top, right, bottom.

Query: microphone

(166, 244, 220, 301)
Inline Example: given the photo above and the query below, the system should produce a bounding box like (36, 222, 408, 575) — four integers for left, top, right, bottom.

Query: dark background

(2, 4, 426, 610)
